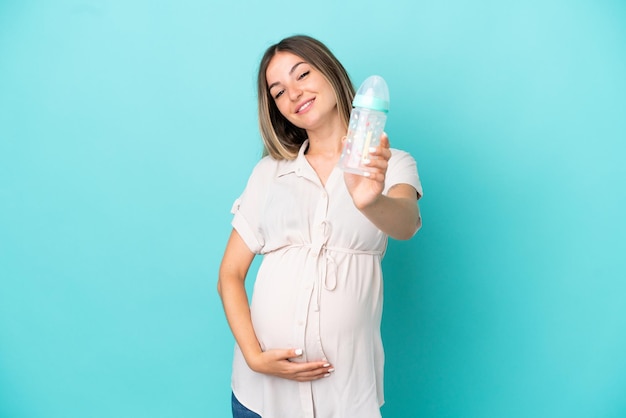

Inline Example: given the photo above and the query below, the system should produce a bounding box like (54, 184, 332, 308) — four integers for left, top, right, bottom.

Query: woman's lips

(296, 98, 315, 114)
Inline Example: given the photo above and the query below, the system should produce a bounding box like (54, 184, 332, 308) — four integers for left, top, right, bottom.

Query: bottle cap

(352, 75, 390, 113)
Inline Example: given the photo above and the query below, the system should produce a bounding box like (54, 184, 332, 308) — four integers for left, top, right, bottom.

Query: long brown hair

(257, 35, 355, 160)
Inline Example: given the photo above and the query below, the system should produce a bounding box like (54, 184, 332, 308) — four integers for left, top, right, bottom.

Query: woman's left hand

(343, 133, 392, 210)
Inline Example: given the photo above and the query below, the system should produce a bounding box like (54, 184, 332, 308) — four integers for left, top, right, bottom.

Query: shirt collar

(276, 140, 310, 178)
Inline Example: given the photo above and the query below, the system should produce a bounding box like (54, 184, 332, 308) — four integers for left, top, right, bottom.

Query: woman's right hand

(247, 348, 335, 382)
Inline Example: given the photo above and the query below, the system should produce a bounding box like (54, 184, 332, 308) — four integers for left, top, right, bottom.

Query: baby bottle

(337, 75, 390, 176)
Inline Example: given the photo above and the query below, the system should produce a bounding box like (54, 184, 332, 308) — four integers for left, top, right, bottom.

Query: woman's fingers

(260, 349, 335, 381)
(363, 150, 389, 181)
(289, 362, 335, 381)
(368, 134, 391, 161)
(379, 132, 390, 148)
(344, 132, 391, 185)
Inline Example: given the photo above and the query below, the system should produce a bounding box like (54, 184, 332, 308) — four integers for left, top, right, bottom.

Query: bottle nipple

(352, 75, 390, 112)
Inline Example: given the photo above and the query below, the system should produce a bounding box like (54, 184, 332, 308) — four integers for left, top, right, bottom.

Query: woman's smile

(295, 98, 315, 114)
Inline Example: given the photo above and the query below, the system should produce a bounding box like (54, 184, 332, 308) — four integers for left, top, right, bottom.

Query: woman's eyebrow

(289, 61, 306, 75)
(268, 61, 307, 90)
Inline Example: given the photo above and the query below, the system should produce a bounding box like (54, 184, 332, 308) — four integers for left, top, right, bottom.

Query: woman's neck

(305, 121, 345, 158)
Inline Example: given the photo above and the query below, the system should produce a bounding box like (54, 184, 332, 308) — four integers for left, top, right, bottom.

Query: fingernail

(328, 368, 335, 373)
(295, 349, 303, 356)
(369, 147, 377, 153)
(324, 373, 331, 377)
(323, 363, 330, 367)
(363, 172, 371, 178)
(363, 158, 371, 164)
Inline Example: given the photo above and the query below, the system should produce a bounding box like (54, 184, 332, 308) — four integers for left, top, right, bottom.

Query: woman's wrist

(242, 346, 264, 371)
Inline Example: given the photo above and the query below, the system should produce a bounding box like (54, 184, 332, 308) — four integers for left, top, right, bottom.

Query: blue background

(1, 1, 625, 417)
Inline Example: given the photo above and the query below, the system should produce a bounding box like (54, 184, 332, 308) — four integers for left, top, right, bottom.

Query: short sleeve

(384, 149, 423, 199)
(230, 157, 275, 254)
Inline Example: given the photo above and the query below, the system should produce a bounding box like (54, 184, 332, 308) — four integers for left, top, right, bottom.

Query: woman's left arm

(343, 134, 421, 240)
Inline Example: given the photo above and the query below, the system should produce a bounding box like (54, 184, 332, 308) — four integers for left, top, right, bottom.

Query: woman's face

(266, 51, 338, 132)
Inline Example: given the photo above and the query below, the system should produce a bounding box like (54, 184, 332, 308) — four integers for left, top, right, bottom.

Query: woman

(218, 35, 422, 418)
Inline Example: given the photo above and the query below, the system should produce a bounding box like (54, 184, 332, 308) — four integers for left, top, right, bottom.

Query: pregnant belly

(249, 249, 382, 353)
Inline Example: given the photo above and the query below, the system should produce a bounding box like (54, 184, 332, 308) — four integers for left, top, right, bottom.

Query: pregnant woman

(218, 35, 423, 418)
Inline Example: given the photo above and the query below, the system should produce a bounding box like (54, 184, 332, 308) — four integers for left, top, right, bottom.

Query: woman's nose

(289, 86, 303, 101)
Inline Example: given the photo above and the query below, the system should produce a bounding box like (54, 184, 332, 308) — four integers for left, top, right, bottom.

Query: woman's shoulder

(254, 155, 278, 169)
(247, 155, 295, 181)
(389, 147, 417, 166)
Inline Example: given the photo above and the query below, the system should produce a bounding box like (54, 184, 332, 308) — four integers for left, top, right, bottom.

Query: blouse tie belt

(290, 222, 383, 311)
(313, 245, 383, 312)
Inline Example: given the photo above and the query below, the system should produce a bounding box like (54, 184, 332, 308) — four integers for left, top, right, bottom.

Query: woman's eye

(298, 70, 310, 80)
(274, 90, 284, 99)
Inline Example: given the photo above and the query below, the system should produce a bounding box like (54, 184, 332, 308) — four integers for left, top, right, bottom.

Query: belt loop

(324, 253, 337, 291)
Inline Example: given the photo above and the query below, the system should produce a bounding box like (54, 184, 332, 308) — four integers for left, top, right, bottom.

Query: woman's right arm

(217, 229, 334, 381)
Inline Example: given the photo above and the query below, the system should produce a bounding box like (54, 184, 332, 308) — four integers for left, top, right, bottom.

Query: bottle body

(337, 107, 387, 175)
(337, 75, 389, 176)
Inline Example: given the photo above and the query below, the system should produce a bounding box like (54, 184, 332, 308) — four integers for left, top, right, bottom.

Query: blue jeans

(232, 392, 261, 418)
